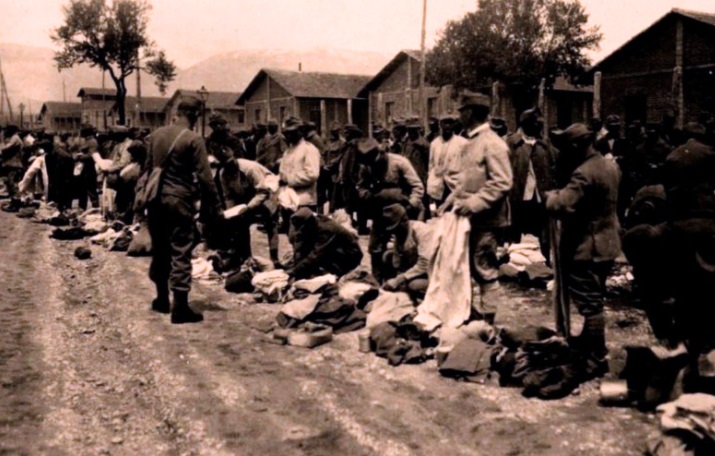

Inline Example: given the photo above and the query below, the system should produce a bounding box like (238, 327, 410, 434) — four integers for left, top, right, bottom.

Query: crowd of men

(2, 93, 714, 378)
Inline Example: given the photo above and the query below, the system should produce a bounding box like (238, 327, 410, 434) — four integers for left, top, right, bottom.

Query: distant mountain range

(0, 43, 391, 113)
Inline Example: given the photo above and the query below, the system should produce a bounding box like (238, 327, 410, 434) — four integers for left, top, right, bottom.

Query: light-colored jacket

(455, 122, 513, 228)
(427, 134, 468, 200)
(279, 138, 321, 206)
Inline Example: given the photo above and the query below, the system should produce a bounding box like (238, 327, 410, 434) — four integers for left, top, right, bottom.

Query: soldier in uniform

(0, 125, 24, 208)
(546, 123, 621, 377)
(146, 96, 222, 324)
(426, 117, 440, 144)
(320, 122, 344, 213)
(355, 137, 424, 282)
(439, 93, 513, 324)
(207, 112, 242, 160)
(256, 119, 287, 173)
(335, 124, 365, 227)
(402, 118, 431, 219)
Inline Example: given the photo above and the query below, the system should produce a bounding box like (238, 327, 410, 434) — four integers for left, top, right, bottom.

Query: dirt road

(0, 210, 657, 455)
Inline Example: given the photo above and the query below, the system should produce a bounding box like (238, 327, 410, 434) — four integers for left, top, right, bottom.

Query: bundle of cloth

(276, 274, 370, 334)
(498, 234, 554, 288)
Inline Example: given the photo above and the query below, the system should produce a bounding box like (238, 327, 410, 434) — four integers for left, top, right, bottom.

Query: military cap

(343, 124, 363, 135)
(520, 108, 543, 125)
(428, 117, 439, 125)
(254, 122, 267, 130)
(392, 117, 407, 128)
(356, 137, 380, 155)
(605, 115, 621, 126)
(177, 95, 203, 112)
(684, 122, 707, 137)
(282, 116, 303, 132)
(267, 119, 279, 128)
(406, 118, 422, 129)
(329, 121, 342, 132)
(439, 112, 458, 122)
(490, 117, 508, 135)
(290, 207, 317, 231)
(80, 125, 96, 138)
(457, 92, 491, 111)
(372, 125, 385, 136)
(209, 112, 227, 126)
(382, 203, 408, 231)
(303, 121, 317, 130)
(551, 123, 593, 143)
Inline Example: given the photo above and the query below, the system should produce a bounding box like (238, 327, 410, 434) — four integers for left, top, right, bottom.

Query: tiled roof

(238, 69, 371, 104)
(40, 101, 82, 117)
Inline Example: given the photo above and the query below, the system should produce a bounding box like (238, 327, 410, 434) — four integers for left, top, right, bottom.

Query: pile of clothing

(498, 235, 554, 288)
(491, 326, 589, 399)
(647, 393, 715, 456)
(276, 274, 369, 334)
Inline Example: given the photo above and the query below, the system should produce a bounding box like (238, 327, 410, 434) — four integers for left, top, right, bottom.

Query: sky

(0, 0, 714, 68)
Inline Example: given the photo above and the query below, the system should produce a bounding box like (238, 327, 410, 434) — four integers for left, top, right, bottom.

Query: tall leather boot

(581, 313, 608, 378)
(170, 290, 203, 324)
(151, 282, 170, 314)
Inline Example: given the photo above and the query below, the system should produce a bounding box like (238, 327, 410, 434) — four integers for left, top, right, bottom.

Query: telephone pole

(418, 0, 427, 128)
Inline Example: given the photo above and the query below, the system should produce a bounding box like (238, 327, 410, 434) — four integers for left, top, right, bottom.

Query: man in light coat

(440, 93, 513, 324)
(278, 117, 321, 226)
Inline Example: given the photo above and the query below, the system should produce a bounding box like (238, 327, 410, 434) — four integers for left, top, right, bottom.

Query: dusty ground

(0, 209, 659, 455)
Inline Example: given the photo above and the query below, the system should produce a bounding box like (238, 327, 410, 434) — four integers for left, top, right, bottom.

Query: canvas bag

(414, 212, 472, 330)
(134, 129, 188, 212)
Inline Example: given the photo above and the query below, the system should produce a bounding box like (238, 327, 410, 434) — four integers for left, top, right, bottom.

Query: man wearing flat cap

(546, 123, 621, 377)
(427, 113, 467, 205)
(278, 116, 321, 222)
(207, 111, 243, 161)
(286, 207, 363, 279)
(391, 117, 408, 154)
(440, 92, 513, 324)
(355, 137, 425, 282)
(256, 119, 287, 173)
(320, 122, 344, 213)
(335, 124, 366, 227)
(507, 108, 557, 260)
(145, 96, 222, 324)
(380, 203, 435, 300)
(0, 124, 24, 207)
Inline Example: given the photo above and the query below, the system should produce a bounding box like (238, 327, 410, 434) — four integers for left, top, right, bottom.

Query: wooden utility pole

(136, 52, 142, 127)
(418, 0, 427, 128)
(0, 57, 14, 121)
(593, 71, 602, 120)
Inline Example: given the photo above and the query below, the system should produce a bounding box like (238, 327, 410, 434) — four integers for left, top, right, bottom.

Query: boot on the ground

(151, 282, 170, 314)
(170, 290, 203, 324)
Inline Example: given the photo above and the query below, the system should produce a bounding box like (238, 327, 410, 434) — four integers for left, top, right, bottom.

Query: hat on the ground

(209, 112, 227, 127)
(382, 203, 408, 231)
(283, 116, 303, 132)
(357, 137, 380, 155)
(458, 92, 491, 111)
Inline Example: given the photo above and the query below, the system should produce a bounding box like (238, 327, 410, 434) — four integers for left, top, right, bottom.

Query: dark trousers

(148, 195, 196, 293)
(566, 260, 612, 318)
(227, 205, 278, 264)
(2, 168, 21, 199)
(511, 198, 550, 261)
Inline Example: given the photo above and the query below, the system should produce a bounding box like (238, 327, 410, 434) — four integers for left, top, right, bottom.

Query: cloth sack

(366, 291, 415, 329)
(127, 223, 152, 256)
(251, 269, 290, 302)
(414, 212, 472, 330)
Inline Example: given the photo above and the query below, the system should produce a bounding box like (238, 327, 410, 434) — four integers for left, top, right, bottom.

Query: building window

(385, 101, 395, 124)
(255, 108, 262, 123)
(279, 106, 288, 125)
(625, 94, 647, 124)
(237, 111, 245, 124)
(427, 97, 438, 117)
